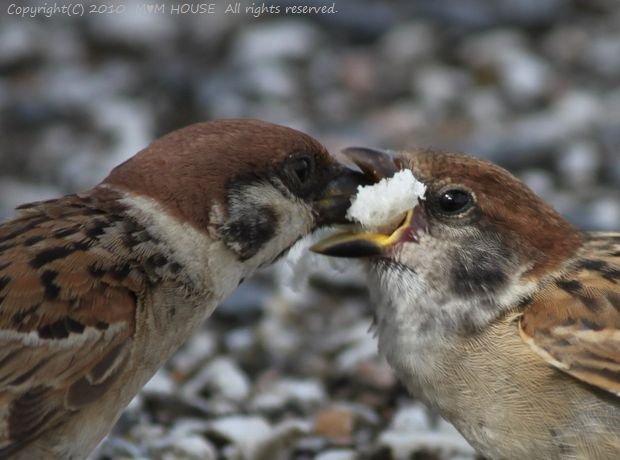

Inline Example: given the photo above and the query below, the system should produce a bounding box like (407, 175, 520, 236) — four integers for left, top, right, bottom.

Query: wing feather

(519, 233, 620, 396)
(0, 192, 144, 454)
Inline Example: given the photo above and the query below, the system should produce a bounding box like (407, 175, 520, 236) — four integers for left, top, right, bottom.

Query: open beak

(312, 147, 414, 257)
(314, 147, 402, 226)
(340, 146, 403, 182)
(313, 165, 369, 226)
(311, 207, 415, 258)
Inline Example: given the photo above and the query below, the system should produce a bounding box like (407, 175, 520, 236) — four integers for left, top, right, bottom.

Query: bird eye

(438, 188, 472, 215)
(288, 155, 313, 185)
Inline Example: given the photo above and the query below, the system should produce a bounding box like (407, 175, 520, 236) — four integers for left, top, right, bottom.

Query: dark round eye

(289, 156, 313, 185)
(438, 189, 472, 215)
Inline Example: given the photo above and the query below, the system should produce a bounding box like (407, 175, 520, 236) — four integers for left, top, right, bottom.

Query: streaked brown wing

(0, 194, 143, 455)
(519, 233, 620, 396)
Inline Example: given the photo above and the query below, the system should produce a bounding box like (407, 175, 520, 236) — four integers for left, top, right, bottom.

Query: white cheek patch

(346, 169, 426, 233)
(231, 181, 315, 266)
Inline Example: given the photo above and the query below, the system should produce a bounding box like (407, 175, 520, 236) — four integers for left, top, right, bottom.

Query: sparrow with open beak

(0, 120, 368, 459)
(313, 148, 620, 459)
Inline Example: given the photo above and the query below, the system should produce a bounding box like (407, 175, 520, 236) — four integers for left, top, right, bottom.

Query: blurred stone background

(0, 1, 618, 459)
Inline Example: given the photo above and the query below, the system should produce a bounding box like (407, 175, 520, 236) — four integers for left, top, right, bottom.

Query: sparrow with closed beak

(0, 120, 368, 459)
(313, 148, 620, 459)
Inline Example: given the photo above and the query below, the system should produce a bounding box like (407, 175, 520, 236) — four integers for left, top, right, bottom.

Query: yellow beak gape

(310, 208, 414, 258)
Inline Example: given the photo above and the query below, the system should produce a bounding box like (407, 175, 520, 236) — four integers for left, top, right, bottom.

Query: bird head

(312, 148, 583, 333)
(102, 119, 370, 265)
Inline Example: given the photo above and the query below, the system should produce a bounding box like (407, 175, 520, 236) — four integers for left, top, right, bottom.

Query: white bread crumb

(346, 169, 426, 232)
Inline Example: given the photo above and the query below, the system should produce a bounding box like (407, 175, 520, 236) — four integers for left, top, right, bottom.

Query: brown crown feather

(402, 150, 584, 278)
(103, 119, 330, 231)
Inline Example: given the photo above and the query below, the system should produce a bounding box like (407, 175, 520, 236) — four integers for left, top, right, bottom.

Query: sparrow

(0, 119, 367, 459)
(312, 147, 620, 460)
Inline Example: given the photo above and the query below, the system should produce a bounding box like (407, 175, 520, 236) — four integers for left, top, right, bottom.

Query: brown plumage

(313, 148, 620, 459)
(0, 119, 366, 458)
(0, 190, 148, 457)
(520, 234, 620, 396)
(105, 120, 333, 230)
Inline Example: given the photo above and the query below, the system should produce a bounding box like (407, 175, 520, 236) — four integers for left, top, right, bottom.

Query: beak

(311, 208, 415, 258)
(313, 147, 402, 226)
(341, 147, 402, 181)
(313, 164, 370, 226)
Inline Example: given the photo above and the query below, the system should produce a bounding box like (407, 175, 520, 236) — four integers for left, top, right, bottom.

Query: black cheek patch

(449, 248, 509, 301)
(221, 205, 277, 261)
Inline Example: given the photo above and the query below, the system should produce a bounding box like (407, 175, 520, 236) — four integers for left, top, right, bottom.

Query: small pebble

(314, 406, 356, 441)
(182, 357, 250, 402)
(315, 449, 358, 460)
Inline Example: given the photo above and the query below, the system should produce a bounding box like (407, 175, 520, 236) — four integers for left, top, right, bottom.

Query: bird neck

(371, 259, 539, 346)
(99, 186, 249, 303)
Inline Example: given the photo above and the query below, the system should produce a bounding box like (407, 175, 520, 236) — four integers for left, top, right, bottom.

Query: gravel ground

(0, 1, 619, 458)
